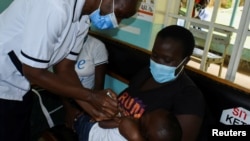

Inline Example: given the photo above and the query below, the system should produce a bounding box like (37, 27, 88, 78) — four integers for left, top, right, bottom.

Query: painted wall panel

(0, 0, 13, 13)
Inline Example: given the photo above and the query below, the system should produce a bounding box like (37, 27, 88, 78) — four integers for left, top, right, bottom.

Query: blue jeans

(74, 114, 95, 141)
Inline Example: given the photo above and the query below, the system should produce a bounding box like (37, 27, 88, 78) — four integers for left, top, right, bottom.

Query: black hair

(199, 0, 210, 8)
(156, 25, 195, 58)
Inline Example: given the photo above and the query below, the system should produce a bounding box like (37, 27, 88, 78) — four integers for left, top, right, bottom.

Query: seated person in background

(63, 34, 108, 129)
(74, 25, 206, 141)
(177, 0, 210, 27)
(193, 0, 211, 21)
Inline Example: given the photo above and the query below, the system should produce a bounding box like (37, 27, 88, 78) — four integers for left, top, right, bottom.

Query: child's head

(140, 109, 182, 141)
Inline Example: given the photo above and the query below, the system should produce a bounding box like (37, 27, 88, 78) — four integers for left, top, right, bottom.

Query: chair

(189, 23, 232, 77)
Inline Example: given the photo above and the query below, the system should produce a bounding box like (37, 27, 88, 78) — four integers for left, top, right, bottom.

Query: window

(163, 0, 250, 89)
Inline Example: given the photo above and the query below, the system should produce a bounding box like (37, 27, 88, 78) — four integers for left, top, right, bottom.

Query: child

(38, 109, 182, 141)
(73, 109, 182, 141)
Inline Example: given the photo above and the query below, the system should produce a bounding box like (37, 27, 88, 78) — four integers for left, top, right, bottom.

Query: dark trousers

(74, 114, 95, 141)
(0, 91, 33, 141)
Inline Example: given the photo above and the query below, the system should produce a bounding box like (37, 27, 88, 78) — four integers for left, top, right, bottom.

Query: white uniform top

(75, 35, 108, 89)
(0, 0, 90, 101)
(88, 123, 127, 141)
(198, 8, 211, 21)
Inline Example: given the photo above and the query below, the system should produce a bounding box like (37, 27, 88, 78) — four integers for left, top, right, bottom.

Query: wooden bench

(189, 22, 232, 77)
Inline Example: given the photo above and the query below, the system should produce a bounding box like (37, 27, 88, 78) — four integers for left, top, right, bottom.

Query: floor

(187, 60, 250, 90)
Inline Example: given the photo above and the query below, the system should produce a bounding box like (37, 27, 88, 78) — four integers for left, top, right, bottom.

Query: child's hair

(140, 109, 182, 141)
(156, 25, 195, 58)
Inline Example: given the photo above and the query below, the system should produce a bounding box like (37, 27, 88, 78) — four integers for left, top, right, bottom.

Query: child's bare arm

(98, 118, 121, 128)
(118, 117, 145, 141)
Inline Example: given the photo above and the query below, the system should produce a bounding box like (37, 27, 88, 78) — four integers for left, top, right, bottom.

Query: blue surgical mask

(150, 58, 186, 83)
(90, 0, 118, 29)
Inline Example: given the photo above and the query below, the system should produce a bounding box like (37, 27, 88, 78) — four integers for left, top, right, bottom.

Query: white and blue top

(75, 35, 108, 89)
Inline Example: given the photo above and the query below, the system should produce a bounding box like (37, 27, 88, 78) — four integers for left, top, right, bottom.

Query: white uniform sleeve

(20, 0, 72, 68)
(66, 16, 90, 61)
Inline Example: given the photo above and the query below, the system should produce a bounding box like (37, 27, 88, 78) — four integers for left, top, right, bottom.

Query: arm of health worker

(22, 58, 118, 120)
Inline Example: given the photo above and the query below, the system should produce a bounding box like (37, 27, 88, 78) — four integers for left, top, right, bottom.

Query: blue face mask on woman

(150, 58, 186, 83)
(90, 0, 118, 29)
